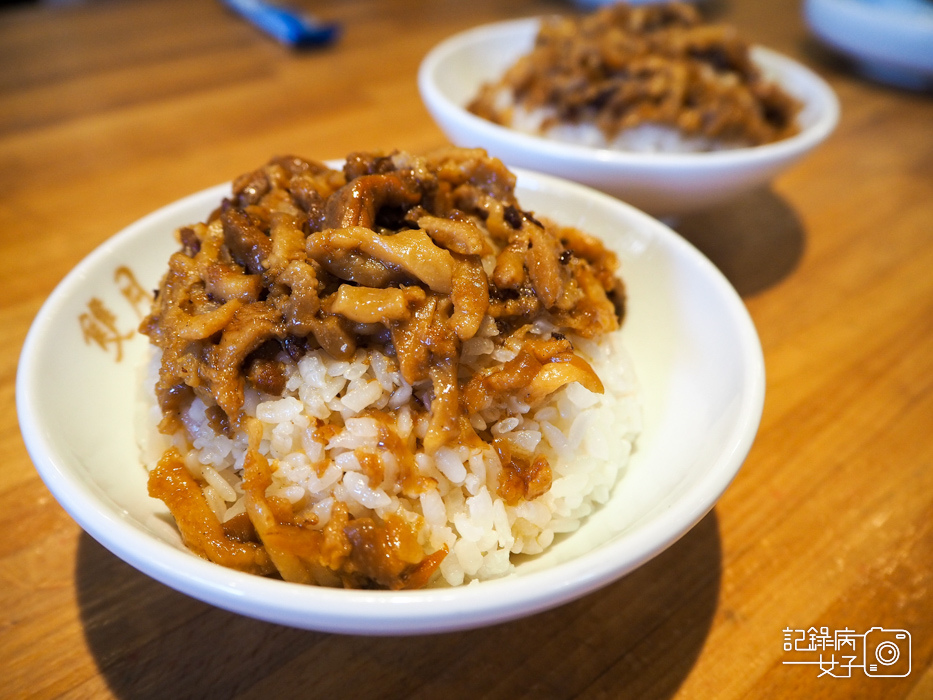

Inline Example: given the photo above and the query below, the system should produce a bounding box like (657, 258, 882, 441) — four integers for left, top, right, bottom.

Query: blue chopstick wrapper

(223, 0, 340, 48)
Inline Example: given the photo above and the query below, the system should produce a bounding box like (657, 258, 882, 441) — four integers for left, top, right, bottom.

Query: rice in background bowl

(418, 7, 839, 216)
(467, 2, 802, 154)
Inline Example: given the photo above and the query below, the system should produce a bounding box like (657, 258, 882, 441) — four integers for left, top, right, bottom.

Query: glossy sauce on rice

(140, 148, 640, 589)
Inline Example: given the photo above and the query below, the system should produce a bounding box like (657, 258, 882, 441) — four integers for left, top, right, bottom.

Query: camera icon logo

(864, 627, 911, 677)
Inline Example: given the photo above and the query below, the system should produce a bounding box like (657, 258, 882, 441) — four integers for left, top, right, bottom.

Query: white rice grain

(435, 447, 467, 485)
(143, 319, 642, 588)
(202, 465, 237, 503)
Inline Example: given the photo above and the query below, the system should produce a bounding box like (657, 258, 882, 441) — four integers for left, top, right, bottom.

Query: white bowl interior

(418, 18, 840, 216)
(17, 171, 764, 635)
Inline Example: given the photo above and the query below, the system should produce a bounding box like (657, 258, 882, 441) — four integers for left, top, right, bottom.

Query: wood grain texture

(1, 0, 931, 698)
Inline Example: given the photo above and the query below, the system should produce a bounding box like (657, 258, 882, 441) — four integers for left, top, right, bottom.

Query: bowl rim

(17, 169, 765, 635)
(418, 16, 840, 169)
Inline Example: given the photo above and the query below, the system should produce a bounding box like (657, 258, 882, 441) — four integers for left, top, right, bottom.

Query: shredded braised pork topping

(467, 2, 801, 147)
(142, 148, 625, 588)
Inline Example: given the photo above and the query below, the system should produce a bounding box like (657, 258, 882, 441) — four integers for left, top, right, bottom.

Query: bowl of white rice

(418, 12, 839, 217)
(18, 164, 764, 635)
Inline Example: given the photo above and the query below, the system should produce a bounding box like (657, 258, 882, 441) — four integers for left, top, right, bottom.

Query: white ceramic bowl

(805, 0, 933, 90)
(17, 169, 764, 635)
(418, 17, 840, 217)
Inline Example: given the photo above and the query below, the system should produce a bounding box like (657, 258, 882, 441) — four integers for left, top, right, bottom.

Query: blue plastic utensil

(223, 0, 340, 48)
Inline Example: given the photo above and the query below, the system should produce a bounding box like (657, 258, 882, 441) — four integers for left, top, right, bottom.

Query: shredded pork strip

(142, 148, 625, 588)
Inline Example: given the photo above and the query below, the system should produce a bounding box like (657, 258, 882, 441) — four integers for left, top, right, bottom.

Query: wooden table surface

(2, 0, 931, 697)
